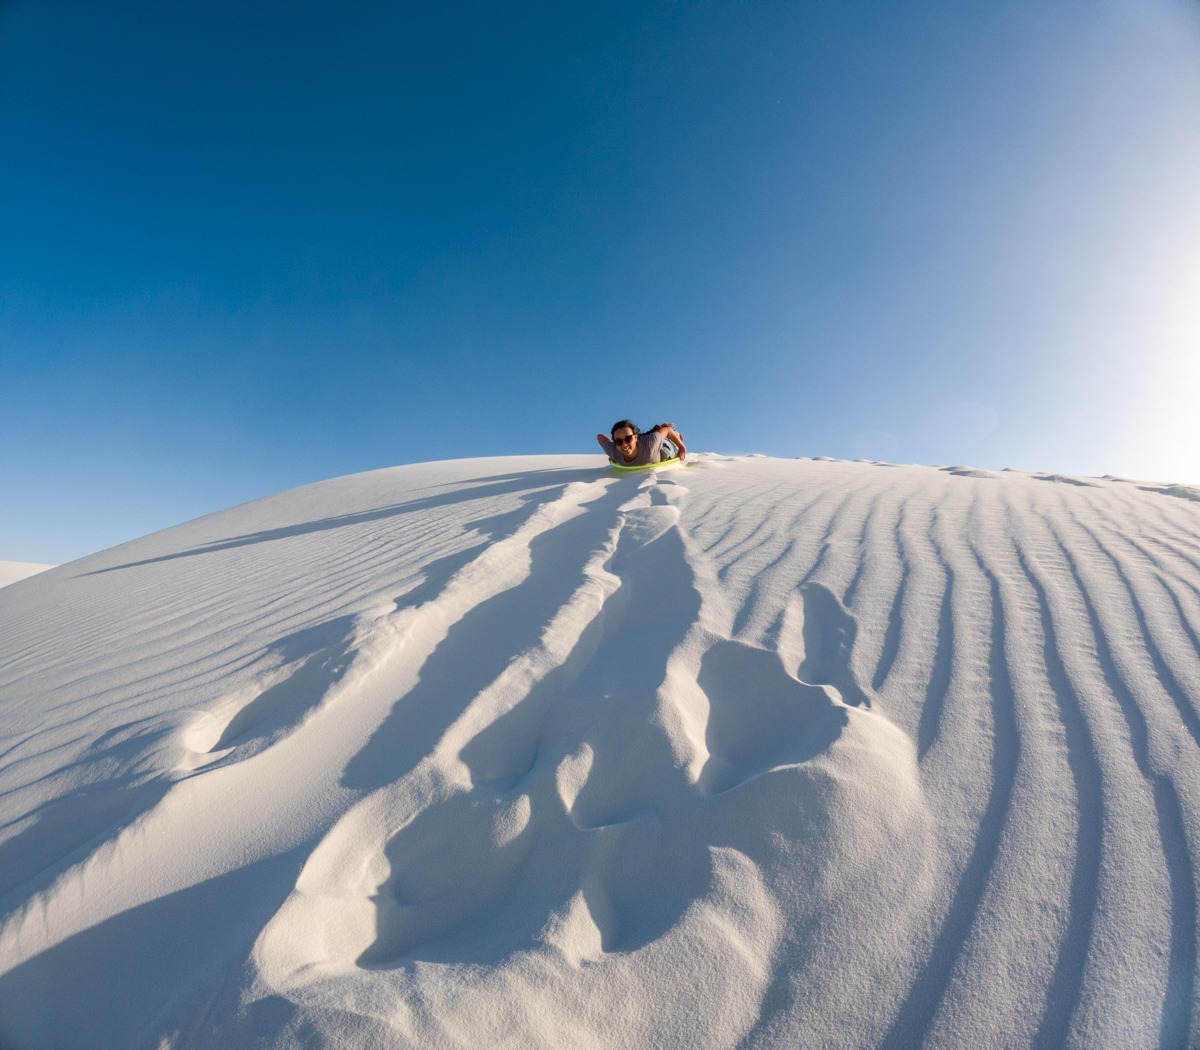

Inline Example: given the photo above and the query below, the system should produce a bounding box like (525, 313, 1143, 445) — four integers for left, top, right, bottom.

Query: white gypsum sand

(0, 564, 54, 589)
(0, 454, 1197, 1048)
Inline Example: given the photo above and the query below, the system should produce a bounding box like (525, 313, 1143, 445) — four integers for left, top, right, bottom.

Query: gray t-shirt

(602, 428, 667, 466)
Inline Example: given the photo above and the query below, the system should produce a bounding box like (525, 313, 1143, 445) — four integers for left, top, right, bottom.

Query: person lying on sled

(596, 419, 687, 465)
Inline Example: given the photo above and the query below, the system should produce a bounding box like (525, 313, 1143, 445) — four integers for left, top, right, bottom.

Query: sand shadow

(82, 467, 599, 575)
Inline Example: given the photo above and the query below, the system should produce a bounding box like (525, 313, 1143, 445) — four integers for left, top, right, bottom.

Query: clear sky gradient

(3, 0, 1199, 563)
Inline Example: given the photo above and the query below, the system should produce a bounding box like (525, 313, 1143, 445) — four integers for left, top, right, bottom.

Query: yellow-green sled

(607, 457, 684, 473)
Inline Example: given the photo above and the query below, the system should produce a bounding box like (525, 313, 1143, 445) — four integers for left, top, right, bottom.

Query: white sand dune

(0, 563, 54, 589)
(0, 454, 1197, 1049)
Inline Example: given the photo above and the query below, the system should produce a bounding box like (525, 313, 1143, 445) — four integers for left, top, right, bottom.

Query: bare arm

(596, 433, 611, 452)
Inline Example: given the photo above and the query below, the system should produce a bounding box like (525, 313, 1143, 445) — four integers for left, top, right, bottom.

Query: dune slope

(0, 454, 1197, 1049)
(0, 564, 53, 589)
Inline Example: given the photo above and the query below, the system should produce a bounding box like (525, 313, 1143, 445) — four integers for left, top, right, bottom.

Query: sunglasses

(614, 433, 637, 446)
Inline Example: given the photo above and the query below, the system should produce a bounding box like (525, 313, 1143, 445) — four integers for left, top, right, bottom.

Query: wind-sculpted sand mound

(0, 455, 1197, 1048)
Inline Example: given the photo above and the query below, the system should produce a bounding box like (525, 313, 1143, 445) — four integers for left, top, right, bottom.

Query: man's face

(612, 426, 638, 462)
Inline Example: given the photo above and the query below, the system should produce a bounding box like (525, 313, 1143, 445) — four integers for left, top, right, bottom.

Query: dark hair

(610, 419, 639, 437)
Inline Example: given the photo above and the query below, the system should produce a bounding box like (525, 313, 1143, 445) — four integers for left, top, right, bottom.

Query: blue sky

(3, 0, 1199, 564)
